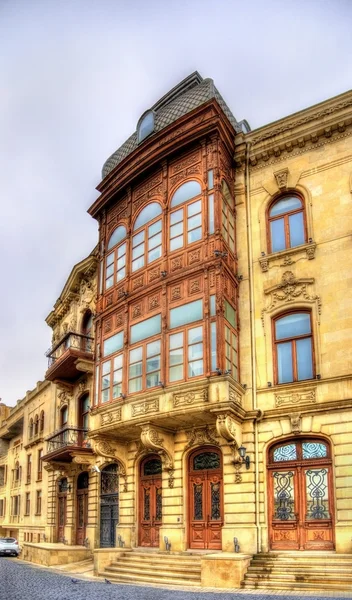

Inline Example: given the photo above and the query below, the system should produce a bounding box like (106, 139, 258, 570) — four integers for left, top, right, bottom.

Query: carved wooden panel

(188, 276, 203, 296)
(130, 300, 144, 321)
(187, 247, 202, 266)
(132, 172, 163, 214)
(147, 265, 161, 284)
(147, 292, 161, 312)
(169, 254, 184, 273)
(169, 150, 201, 189)
(169, 282, 184, 303)
(131, 274, 145, 292)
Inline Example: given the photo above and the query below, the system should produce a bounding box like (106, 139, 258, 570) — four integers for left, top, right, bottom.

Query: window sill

(259, 242, 316, 272)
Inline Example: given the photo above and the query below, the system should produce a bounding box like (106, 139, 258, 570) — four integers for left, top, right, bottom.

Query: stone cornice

(235, 89, 352, 169)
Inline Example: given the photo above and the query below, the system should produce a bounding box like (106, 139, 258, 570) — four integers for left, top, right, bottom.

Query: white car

(0, 537, 20, 557)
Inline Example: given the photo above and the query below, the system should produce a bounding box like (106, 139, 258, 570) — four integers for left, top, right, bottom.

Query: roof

(102, 72, 246, 179)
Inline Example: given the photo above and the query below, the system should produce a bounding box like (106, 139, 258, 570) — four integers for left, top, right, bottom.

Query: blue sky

(0, 0, 351, 405)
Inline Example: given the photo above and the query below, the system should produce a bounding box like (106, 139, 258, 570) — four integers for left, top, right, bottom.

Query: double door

(139, 456, 162, 547)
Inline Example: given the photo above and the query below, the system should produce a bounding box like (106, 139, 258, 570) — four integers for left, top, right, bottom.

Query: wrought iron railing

(45, 332, 94, 368)
(46, 427, 90, 454)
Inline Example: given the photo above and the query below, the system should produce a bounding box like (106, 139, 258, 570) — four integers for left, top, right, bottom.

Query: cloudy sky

(1, 0, 351, 406)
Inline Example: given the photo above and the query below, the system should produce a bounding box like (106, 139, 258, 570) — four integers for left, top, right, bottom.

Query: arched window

(137, 110, 155, 144)
(60, 406, 68, 428)
(14, 461, 20, 482)
(273, 311, 314, 384)
(221, 180, 235, 253)
(34, 415, 39, 436)
(169, 181, 202, 251)
(132, 203, 162, 272)
(105, 225, 127, 290)
(39, 411, 44, 433)
(268, 194, 306, 253)
(29, 418, 34, 438)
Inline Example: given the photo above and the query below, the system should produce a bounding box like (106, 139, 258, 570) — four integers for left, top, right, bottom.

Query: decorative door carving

(188, 448, 223, 550)
(57, 478, 68, 542)
(268, 439, 334, 550)
(76, 472, 89, 545)
(139, 456, 162, 547)
(100, 464, 119, 548)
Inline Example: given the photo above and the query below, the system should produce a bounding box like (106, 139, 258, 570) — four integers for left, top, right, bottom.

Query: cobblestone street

(1, 559, 351, 600)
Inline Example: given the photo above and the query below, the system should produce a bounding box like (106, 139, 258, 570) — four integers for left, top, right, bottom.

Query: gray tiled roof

(102, 73, 243, 179)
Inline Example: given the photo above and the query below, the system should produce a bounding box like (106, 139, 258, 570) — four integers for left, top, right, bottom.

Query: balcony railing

(45, 332, 94, 382)
(46, 332, 94, 367)
(45, 426, 91, 457)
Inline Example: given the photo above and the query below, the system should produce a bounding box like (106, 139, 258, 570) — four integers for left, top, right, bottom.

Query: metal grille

(156, 487, 162, 521)
(193, 452, 220, 471)
(273, 444, 297, 462)
(273, 471, 295, 520)
(302, 442, 327, 460)
(211, 482, 221, 520)
(143, 458, 162, 476)
(144, 488, 150, 520)
(193, 483, 203, 520)
(306, 468, 330, 519)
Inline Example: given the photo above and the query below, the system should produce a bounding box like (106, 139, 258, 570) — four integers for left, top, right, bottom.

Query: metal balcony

(43, 427, 93, 463)
(45, 332, 94, 382)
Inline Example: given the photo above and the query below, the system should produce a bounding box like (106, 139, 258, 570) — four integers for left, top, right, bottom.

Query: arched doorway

(57, 478, 68, 542)
(76, 472, 89, 545)
(268, 438, 334, 550)
(188, 447, 223, 550)
(139, 455, 162, 547)
(100, 464, 119, 548)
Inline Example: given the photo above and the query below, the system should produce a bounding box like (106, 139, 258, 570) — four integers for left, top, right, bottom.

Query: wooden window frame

(37, 449, 43, 482)
(26, 454, 32, 484)
(132, 214, 162, 273)
(36, 490, 42, 516)
(39, 410, 44, 433)
(128, 335, 162, 394)
(169, 195, 203, 253)
(224, 323, 238, 379)
(105, 239, 127, 291)
(272, 310, 315, 385)
(25, 492, 30, 516)
(267, 193, 307, 253)
(100, 352, 123, 404)
(167, 323, 205, 384)
(34, 415, 39, 436)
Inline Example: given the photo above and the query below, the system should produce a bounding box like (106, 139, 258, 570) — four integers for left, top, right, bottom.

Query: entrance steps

(99, 549, 202, 587)
(242, 552, 352, 592)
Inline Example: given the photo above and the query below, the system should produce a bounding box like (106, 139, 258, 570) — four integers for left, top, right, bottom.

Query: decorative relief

(275, 388, 316, 407)
(171, 285, 182, 301)
(274, 168, 289, 190)
(115, 312, 123, 327)
(148, 294, 160, 310)
(134, 173, 162, 200)
(57, 388, 72, 408)
(132, 303, 143, 319)
(171, 151, 200, 174)
(185, 426, 220, 450)
(104, 319, 112, 334)
(171, 257, 183, 272)
(173, 388, 208, 408)
(189, 279, 201, 294)
(209, 271, 215, 288)
(132, 276, 144, 291)
(259, 243, 317, 272)
(100, 409, 122, 426)
(229, 386, 242, 406)
(262, 271, 321, 323)
(139, 425, 174, 485)
(289, 413, 302, 434)
(106, 293, 113, 308)
(149, 268, 160, 282)
(188, 249, 201, 265)
(216, 413, 241, 444)
(131, 398, 159, 417)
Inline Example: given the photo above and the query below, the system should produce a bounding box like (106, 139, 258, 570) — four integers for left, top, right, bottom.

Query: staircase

(99, 550, 202, 587)
(242, 552, 352, 592)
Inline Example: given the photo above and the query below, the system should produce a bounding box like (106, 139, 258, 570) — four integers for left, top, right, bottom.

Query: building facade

(0, 73, 351, 584)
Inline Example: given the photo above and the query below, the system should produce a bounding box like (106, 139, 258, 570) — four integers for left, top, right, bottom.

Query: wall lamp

(238, 445, 250, 470)
(214, 250, 227, 258)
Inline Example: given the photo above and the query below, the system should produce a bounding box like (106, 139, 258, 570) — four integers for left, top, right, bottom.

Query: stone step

(245, 572, 352, 582)
(247, 565, 352, 575)
(99, 570, 200, 587)
(106, 564, 201, 580)
(128, 551, 201, 561)
(111, 559, 201, 573)
(115, 555, 201, 567)
(243, 580, 352, 592)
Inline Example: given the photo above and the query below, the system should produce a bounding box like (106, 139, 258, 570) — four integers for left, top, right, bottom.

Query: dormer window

(137, 111, 155, 144)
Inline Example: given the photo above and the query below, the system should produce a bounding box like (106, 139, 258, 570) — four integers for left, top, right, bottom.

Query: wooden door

(57, 478, 68, 542)
(76, 472, 89, 545)
(139, 456, 162, 547)
(188, 448, 223, 550)
(268, 439, 334, 550)
(100, 464, 119, 548)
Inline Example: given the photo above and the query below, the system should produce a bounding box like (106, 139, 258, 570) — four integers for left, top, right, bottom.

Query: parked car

(0, 537, 20, 557)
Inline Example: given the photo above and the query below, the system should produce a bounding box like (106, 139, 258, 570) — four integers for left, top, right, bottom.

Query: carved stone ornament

(173, 388, 208, 408)
(289, 413, 302, 434)
(262, 271, 321, 324)
(229, 385, 242, 407)
(57, 388, 72, 408)
(259, 243, 317, 272)
(275, 387, 316, 407)
(140, 425, 174, 486)
(78, 378, 88, 393)
(185, 426, 220, 450)
(90, 437, 128, 491)
(131, 397, 159, 417)
(216, 413, 241, 445)
(274, 168, 289, 190)
(100, 408, 122, 426)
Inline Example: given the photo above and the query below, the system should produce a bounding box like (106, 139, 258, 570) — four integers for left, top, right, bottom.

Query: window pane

(129, 361, 142, 378)
(224, 300, 236, 328)
(169, 365, 183, 382)
(208, 194, 214, 234)
(188, 326, 203, 344)
(148, 233, 161, 251)
(149, 219, 161, 236)
(270, 218, 286, 252)
(270, 196, 302, 217)
(134, 203, 162, 230)
(188, 213, 202, 230)
(117, 257, 125, 270)
(138, 111, 154, 142)
(132, 256, 144, 271)
(107, 253, 114, 266)
(210, 295, 216, 317)
(132, 243, 144, 260)
(133, 230, 144, 247)
(146, 372, 159, 388)
(170, 300, 202, 328)
(106, 264, 114, 277)
(188, 227, 202, 243)
(276, 313, 311, 340)
(188, 342, 203, 360)
(222, 180, 233, 207)
(170, 209, 183, 225)
(129, 377, 142, 393)
(108, 226, 127, 250)
(170, 222, 183, 238)
(170, 348, 183, 365)
(189, 359, 203, 377)
(188, 200, 201, 217)
(148, 247, 162, 262)
(273, 444, 297, 462)
(118, 242, 126, 258)
(289, 212, 305, 247)
(170, 332, 183, 349)
(170, 236, 183, 251)
(130, 314, 161, 344)
(296, 338, 313, 380)
(114, 354, 123, 369)
(305, 468, 330, 520)
(106, 276, 113, 289)
(208, 170, 214, 189)
(302, 442, 327, 459)
(103, 331, 123, 357)
(211, 322, 217, 371)
(171, 181, 201, 208)
(130, 346, 142, 363)
(147, 340, 160, 357)
(147, 356, 160, 373)
(277, 342, 293, 383)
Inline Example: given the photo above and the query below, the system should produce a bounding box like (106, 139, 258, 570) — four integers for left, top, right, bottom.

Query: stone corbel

(216, 413, 244, 484)
(140, 425, 174, 488)
(90, 436, 128, 492)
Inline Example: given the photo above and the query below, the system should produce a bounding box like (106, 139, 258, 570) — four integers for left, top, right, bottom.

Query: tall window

(274, 311, 314, 384)
(224, 299, 238, 379)
(34, 415, 39, 436)
(105, 225, 127, 290)
(132, 203, 162, 272)
(101, 331, 124, 403)
(26, 455, 32, 484)
(169, 180, 202, 251)
(25, 492, 30, 516)
(128, 314, 162, 392)
(37, 449, 43, 481)
(168, 299, 204, 382)
(14, 461, 20, 483)
(268, 194, 306, 253)
(39, 410, 44, 433)
(60, 406, 68, 428)
(29, 418, 34, 438)
(36, 490, 42, 515)
(221, 180, 235, 254)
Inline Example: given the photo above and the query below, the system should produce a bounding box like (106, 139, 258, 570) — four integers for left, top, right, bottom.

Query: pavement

(1, 558, 352, 600)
